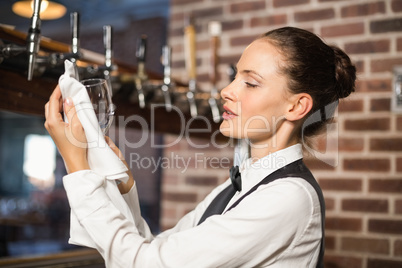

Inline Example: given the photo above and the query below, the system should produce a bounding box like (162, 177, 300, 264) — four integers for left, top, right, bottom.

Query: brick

(396, 199, 402, 214)
(371, 58, 402, 73)
(342, 199, 388, 213)
(222, 19, 244, 32)
(230, 0, 265, 13)
(393, 0, 402, 12)
(185, 176, 218, 186)
(339, 137, 364, 152)
(338, 99, 364, 112)
(370, 98, 391, 112)
(397, 157, 402, 172)
(192, 7, 223, 19)
(321, 22, 364, 38)
(345, 39, 390, 54)
(220, 54, 241, 65)
(294, 8, 335, 22)
(341, 237, 389, 254)
(395, 240, 402, 257)
(398, 38, 402, 51)
(369, 219, 402, 234)
(398, 117, 402, 131)
(368, 258, 402, 268)
(250, 14, 287, 28)
(343, 158, 390, 172)
(370, 179, 402, 193)
(324, 255, 362, 268)
(325, 197, 335, 211)
(370, 138, 402, 151)
(319, 178, 362, 192)
(273, 0, 309, 8)
(163, 192, 197, 203)
(230, 35, 258, 47)
(341, 2, 385, 17)
(355, 79, 391, 93)
(344, 118, 390, 131)
(371, 18, 402, 33)
(325, 235, 335, 250)
(354, 60, 365, 73)
(326, 217, 362, 231)
(303, 157, 336, 171)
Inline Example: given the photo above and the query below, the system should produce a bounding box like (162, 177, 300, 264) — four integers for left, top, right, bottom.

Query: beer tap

(103, 25, 113, 72)
(70, 12, 80, 61)
(101, 25, 115, 112)
(26, 0, 42, 81)
(0, 42, 26, 63)
(160, 45, 173, 112)
(48, 12, 81, 68)
(133, 35, 148, 109)
(184, 16, 198, 118)
(208, 21, 222, 123)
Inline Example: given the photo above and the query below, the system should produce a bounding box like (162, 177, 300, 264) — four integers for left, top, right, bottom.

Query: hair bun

(332, 46, 357, 99)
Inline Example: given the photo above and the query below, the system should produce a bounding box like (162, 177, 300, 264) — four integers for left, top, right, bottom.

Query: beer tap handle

(70, 12, 80, 58)
(135, 35, 148, 108)
(184, 16, 198, 118)
(208, 21, 221, 123)
(161, 45, 171, 85)
(136, 35, 147, 64)
(161, 45, 172, 111)
(26, 0, 42, 81)
(103, 25, 112, 69)
(103, 25, 114, 99)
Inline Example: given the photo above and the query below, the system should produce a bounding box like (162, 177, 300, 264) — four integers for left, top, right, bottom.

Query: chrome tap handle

(161, 84, 172, 112)
(103, 25, 112, 69)
(136, 35, 147, 63)
(161, 45, 172, 111)
(26, 0, 42, 81)
(70, 12, 80, 57)
(187, 80, 197, 118)
(209, 92, 220, 123)
(161, 45, 171, 85)
(135, 35, 148, 108)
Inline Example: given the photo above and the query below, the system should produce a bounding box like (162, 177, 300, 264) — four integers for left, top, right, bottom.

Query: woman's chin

(219, 122, 239, 139)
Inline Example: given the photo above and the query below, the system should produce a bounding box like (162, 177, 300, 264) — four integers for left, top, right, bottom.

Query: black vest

(198, 159, 325, 268)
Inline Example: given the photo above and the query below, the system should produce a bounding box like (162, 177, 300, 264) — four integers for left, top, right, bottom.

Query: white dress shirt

(63, 144, 322, 267)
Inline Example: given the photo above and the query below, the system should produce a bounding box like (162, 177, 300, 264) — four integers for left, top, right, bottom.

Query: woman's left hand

(44, 85, 90, 173)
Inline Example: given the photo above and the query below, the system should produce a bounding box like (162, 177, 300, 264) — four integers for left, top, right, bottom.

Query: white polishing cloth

(59, 60, 134, 248)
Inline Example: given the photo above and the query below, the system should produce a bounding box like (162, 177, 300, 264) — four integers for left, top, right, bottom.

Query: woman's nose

(220, 81, 237, 102)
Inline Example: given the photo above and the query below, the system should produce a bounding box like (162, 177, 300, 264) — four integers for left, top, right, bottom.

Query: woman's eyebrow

(242, 69, 265, 80)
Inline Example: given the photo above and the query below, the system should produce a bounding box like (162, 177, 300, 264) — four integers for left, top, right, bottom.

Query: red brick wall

(162, 0, 402, 267)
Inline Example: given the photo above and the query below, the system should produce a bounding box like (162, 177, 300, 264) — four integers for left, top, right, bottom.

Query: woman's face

(220, 39, 291, 146)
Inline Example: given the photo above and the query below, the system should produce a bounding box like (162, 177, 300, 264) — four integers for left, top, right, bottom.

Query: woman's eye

(245, 82, 258, 88)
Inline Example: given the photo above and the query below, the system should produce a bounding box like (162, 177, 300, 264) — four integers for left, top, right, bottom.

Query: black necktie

(230, 165, 242, 192)
(197, 166, 241, 225)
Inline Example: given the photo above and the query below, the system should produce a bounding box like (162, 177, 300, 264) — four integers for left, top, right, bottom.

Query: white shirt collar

(238, 144, 303, 194)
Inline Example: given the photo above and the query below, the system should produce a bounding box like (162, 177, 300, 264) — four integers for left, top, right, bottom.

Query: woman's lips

(222, 105, 237, 120)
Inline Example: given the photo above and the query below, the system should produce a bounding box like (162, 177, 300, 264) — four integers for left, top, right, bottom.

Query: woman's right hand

(44, 85, 90, 173)
(105, 136, 135, 194)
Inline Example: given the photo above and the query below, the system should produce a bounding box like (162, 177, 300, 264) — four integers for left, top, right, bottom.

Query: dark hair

(260, 27, 356, 137)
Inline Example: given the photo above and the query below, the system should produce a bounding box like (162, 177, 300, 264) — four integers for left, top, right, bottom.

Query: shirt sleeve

(63, 170, 320, 268)
(121, 183, 153, 240)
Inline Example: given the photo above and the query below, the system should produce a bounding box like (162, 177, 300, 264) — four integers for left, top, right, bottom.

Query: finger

(64, 98, 79, 128)
(46, 85, 63, 121)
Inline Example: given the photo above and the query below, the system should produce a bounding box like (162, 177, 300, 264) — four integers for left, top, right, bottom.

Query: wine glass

(80, 78, 115, 134)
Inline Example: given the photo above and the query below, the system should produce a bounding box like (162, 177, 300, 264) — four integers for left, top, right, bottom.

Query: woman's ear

(285, 93, 313, 121)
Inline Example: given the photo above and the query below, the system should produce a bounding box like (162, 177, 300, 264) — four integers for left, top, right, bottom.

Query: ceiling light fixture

(12, 0, 67, 20)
